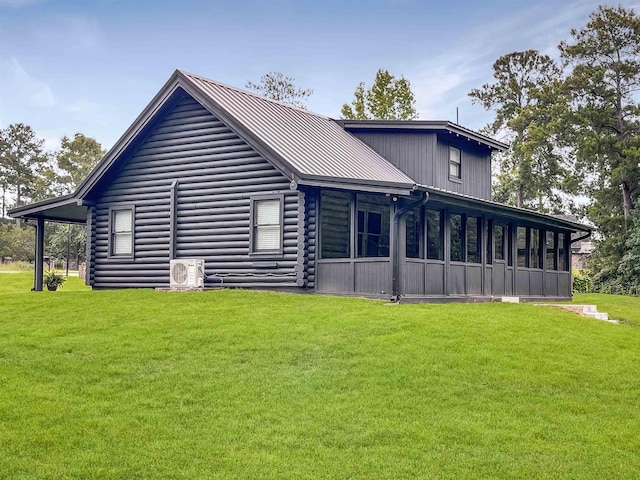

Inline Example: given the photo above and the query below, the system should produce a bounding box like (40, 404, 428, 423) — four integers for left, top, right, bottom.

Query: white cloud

(404, 0, 637, 128)
(7, 57, 57, 108)
(37, 127, 69, 152)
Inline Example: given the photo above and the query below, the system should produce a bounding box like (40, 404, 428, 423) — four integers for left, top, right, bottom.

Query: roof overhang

(74, 70, 420, 202)
(338, 120, 509, 151)
(418, 185, 592, 233)
(8, 194, 87, 224)
(297, 175, 415, 196)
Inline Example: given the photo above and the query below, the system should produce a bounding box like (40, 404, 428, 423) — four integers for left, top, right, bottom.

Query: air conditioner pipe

(392, 191, 430, 302)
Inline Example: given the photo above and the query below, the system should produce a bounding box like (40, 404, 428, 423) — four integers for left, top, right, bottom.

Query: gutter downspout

(570, 230, 592, 245)
(392, 191, 429, 302)
(569, 230, 592, 291)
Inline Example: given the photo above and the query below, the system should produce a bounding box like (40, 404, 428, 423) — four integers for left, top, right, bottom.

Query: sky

(1, 0, 638, 152)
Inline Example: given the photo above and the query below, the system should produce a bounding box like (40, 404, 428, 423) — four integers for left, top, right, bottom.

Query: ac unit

(169, 258, 205, 289)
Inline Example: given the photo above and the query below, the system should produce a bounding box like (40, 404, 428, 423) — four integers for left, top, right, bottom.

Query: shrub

(573, 271, 593, 294)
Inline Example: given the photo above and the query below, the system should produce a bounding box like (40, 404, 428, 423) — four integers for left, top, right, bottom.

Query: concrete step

(501, 296, 520, 303)
(535, 304, 617, 324)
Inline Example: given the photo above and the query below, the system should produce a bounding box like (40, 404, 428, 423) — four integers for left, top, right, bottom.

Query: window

(558, 233, 568, 271)
(546, 231, 556, 270)
(517, 226, 527, 267)
(467, 216, 481, 263)
(251, 197, 282, 254)
(320, 191, 351, 259)
(110, 208, 133, 257)
(494, 224, 505, 261)
(530, 228, 541, 269)
(357, 194, 390, 257)
(406, 209, 423, 259)
(426, 209, 443, 260)
(449, 146, 461, 179)
(450, 213, 464, 262)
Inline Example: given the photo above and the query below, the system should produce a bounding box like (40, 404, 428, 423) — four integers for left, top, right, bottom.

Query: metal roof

(179, 71, 416, 191)
(418, 185, 592, 233)
(338, 120, 509, 151)
(7, 194, 87, 224)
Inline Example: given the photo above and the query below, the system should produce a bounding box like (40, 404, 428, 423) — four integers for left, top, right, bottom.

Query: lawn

(1, 272, 639, 479)
(573, 293, 640, 326)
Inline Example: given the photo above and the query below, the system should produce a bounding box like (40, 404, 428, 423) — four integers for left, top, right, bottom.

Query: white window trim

(449, 146, 462, 180)
(108, 206, 135, 259)
(250, 194, 284, 257)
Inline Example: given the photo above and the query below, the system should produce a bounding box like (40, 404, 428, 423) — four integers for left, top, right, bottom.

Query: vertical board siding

(92, 95, 300, 289)
(492, 263, 506, 295)
(467, 266, 483, 295)
(354, 261, 392, 294)
(425, 262, 445, 295)
(545, 272, 559, 297)
(434, 139, 491, 199)
(448, 264, 466, 295)
(316, 262, 354, 293)
(403, 261, 425, 295)
(351, 131, 492, 200)
(558, 272, 571, 297)
(352, 131, 435, 185)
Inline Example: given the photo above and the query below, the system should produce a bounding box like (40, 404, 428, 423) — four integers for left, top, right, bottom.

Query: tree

(0, 123, 52, 215)
(45, 133, 103, 267)
(559, 6, 640, 291)
(0, 221, 34, 262)
(56, 133, 105, 194)
(341, 69, 417, 120)
(246, 72, 313, 109)
(560, 5, 640, 226)
(469, 51, 574, 212)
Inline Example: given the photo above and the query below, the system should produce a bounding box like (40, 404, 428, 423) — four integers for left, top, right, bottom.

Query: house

(9, 70, 591, 301)
(571, 239, 594, 271)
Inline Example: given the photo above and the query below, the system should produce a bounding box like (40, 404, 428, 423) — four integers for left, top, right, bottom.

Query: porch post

(34, 217, 44, 291)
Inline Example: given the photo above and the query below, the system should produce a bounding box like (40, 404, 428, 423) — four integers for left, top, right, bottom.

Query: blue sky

(1, 0, 637, 151)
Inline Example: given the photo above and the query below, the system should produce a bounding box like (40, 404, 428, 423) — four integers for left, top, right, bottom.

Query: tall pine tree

(559, 6, 640, 290)
(469, 50, 574, 212)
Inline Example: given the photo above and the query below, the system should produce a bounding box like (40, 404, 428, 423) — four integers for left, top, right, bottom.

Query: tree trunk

(622, 182, 634, 231)
(517, 183, 524, 208)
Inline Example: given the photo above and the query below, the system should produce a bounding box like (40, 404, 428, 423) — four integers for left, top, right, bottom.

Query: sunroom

(313, 187, 589, 301)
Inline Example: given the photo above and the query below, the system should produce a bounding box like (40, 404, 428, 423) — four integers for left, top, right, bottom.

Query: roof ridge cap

(177, 69, 329, 120)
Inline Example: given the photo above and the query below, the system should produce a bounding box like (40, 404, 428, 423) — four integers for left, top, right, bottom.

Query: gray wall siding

(433, 138, 491, 199)
(91, 95, 301, 289)
(85, 206, 96, 286)
(351, 131, 492, 200)
(352, 131, 436, 186)
(303, 188, 317, 289)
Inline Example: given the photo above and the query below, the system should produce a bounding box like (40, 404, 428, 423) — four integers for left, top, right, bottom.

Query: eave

(418, 185, 592, 233)
(338, 120, 509, 151)
(8, 194, 87, 224)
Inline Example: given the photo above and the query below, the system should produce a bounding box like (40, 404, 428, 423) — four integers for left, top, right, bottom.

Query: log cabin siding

(91, 95, 301, 289)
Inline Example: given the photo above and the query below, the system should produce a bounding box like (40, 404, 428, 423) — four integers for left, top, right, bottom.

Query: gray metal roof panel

(180, 71, 416, 187)
(418, 185, 592, 232)
(338, 120, 509, 151)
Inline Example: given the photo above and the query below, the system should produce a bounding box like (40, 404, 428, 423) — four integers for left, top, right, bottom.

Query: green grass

(573, 293, 640, 325)
(1, 272, 639, 479)
(0, 270, 90, 293)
